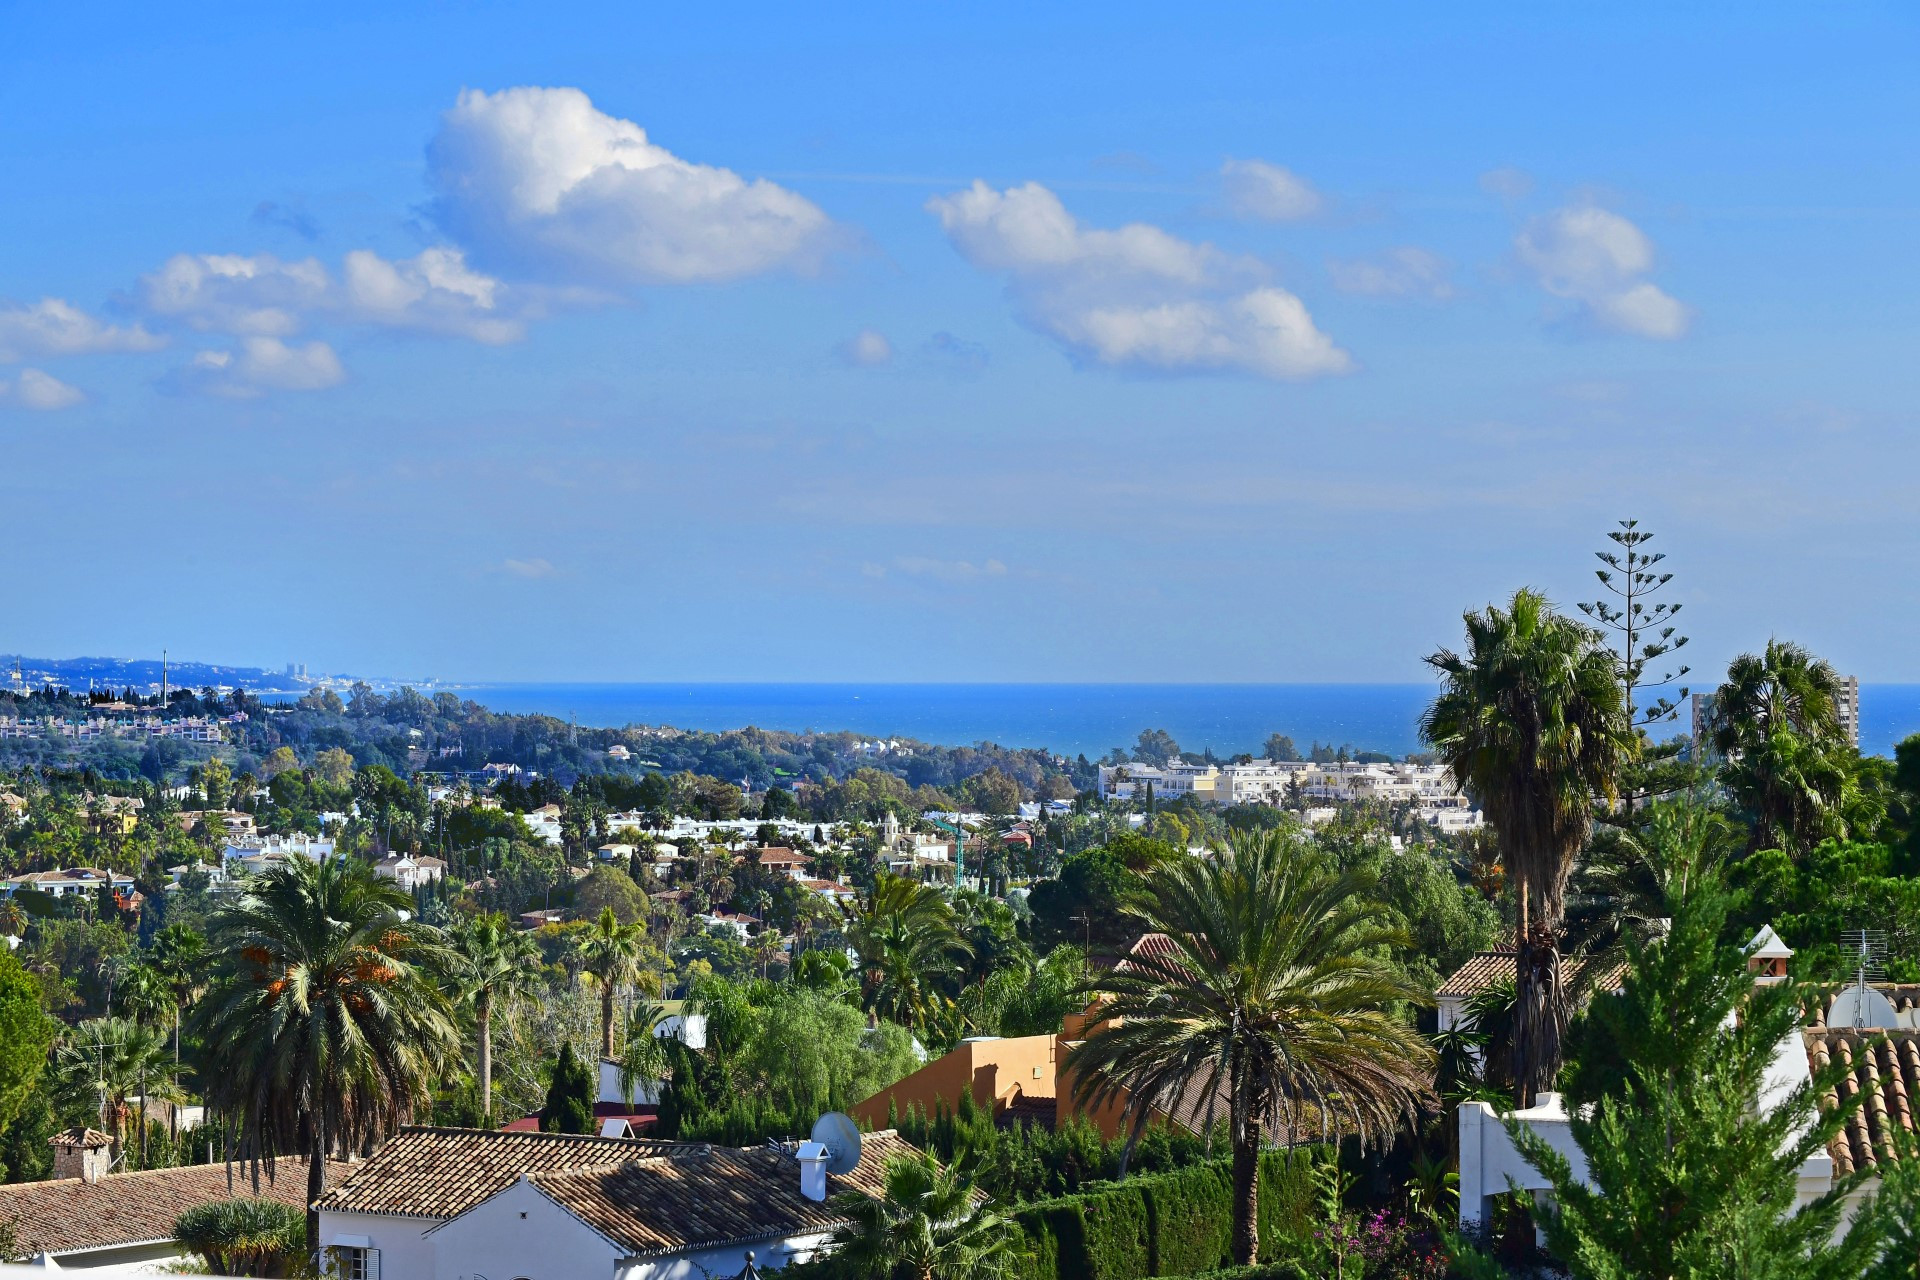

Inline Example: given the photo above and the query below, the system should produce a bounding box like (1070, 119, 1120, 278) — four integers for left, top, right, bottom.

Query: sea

(413, 683, 1920, 761)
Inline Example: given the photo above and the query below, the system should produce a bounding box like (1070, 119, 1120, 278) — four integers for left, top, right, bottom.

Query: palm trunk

(1513, 922, 1567, 1109)
(478, 991, 494, 1123)
(170, 1006, 182, 1141)
(306, 1108, 328, 1257)
(601, 984, 617, 1061)
(1230, 1122, 1262, 1266)
(138, 1067, 149, 1167)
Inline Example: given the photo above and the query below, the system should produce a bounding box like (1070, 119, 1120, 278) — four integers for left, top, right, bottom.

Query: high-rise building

(1691, 692, 1716, 748)
(1835, 674, 1860, 749)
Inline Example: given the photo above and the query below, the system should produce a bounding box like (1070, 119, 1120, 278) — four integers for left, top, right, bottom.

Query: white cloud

(141, 248, 521, 344)
(1327, 247, 1454, 300)
(140, 253, 330, 336)
(0, 368, 86, 410)
(928, 180, 1350, 380)
(1220, 159, 1325, 222)
(0, 298, 163, 363)
(496, 557, 558, 579)
(341, 248, 523, 343)
(427, 86, 835, 284)
(1515, 205, 1690, 339)
(171, 337, 344, 398)
(837, 329, 893, 367)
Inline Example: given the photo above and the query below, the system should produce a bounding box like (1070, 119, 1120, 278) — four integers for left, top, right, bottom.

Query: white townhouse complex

(1097, 758, 1482, 829)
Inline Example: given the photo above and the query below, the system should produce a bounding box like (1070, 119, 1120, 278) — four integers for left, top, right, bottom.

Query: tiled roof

(313, 1127, 700, 1220)
(0, 1157, 338, 1257)
(1805, 985, 1920, 1030)
(1807, 1029, 1920, 1177)
(1114, 932, 1186, 976)
(1436, 950, 1627, 1000)
(496, 1131, 921, 1258)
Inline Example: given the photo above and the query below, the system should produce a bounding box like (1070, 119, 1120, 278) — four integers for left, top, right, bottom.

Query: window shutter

(365, 1249, 381, 1280)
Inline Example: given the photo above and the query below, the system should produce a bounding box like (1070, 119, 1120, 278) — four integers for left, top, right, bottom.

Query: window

(332, 1247, 379, 1280)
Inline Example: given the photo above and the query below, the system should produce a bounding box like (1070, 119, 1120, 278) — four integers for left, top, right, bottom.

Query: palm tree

(57, 1016, 174, 1164)
(1709, 640, 1848, 853)
(828, 1151, 1019, 1280)
(574, 906, 657, 1061)
(448, 912, 539, 1123)
(615, 1000, 671, 1107)
(193, 856, 458, 1253)
(0, 898, 25, 938)
(1566, 797, 1732, 975)
(847, 874, 971, 1032)
(149, 922, 207, 1132)
(116, 963, 177, 1162)
(1422, 587, 1631, 1105)
(1070, 831, 1433, 1266)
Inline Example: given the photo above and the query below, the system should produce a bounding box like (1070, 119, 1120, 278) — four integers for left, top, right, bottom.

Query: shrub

(173, 1198, 306, 1277)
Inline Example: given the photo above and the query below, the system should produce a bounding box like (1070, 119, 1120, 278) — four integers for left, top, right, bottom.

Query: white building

(220, 833, 336, 864)
(1, 866, 133, 900)
(315, 1125, 918, 1280)
(373, 854, 447, 891)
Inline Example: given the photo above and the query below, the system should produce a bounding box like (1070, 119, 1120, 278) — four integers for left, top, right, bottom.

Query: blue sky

(4, 3, 1918, 683)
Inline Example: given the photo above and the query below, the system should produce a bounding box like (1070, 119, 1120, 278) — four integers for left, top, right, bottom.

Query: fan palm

(448, 912, 539, 1122)
(574, 906, 658, 1061)
(847, 874, 971, 1032)
(1709, 640, 1848, 853)
(1070, 830, 1433, 1266)
(828, 1151, 1018, 1280)
(1422, 587, 1631, 1105)
(57, 1016, 174, 1160)
(193, 856, 458, 1252)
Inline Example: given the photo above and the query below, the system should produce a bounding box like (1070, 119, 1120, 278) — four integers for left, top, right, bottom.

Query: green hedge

(1011, 1147, 1331, 1280)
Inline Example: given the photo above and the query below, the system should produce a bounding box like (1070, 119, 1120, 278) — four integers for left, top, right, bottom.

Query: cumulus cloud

(837, 329, 893, 367)
(139, 248, 523, 345)
(1515, 205, 1690, 339)
(0, 298, 164, 363)
(1327, 247, 1454, 300)
(928, 180, 1350, 380)
(169, 337, 345, 398)
(427, 86, 835, 284)
(0, 368, 86, 410)
(1221, 159, 1325, 222)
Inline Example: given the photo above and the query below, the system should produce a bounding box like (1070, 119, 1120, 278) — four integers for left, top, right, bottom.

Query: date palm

(449, 912, 539, 1123)
(1422, 588, 1631, 1105)
(1709, 640, 1848, 853)
(194, 856, 458, 1252)
(828, 1151, 1018, 1280)
(1071, 830, 1433, 1267)
(574, 906, 658, 1061)
(847, 874, 970, 1032)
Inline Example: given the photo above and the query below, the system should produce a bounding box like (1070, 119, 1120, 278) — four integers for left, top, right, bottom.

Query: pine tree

(1481, 868, 1888, 1277)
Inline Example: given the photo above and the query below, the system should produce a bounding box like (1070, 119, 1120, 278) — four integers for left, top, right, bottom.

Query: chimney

(796, 1141, 829, 1202)
(51, 1128, 113, 1183)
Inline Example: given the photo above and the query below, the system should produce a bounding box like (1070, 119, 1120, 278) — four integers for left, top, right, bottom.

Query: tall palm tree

(193, 856, 458, 1253)
(847, 874, 970, 1032)
(448, 912, 539, 1123)
(615, 1000, 671, 1108)
(574, 906, 657, 1061)
(1422, 587, 1631, 1105)
(1070, 831, 1433, 1267)
(149, 922, 207, 1134)
(1709, 639, 1848, 853)
(828, 1151, 1018, 1280)
(116, 962, 177, 1162)
(57, 1016, 174, 1163)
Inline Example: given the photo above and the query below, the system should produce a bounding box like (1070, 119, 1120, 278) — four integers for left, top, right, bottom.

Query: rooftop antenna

(1834, 929, 1890, 1030)
(161, 650, 168, 708)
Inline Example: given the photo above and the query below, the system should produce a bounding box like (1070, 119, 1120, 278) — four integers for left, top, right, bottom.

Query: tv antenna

(1831, 929, 1894, 1030)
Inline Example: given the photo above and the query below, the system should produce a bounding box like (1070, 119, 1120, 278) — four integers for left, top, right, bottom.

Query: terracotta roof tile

(0, 1157, 338, 1257)
(1436, 950, 1626, 1000)
(498, 1131, 923, 1258)
(313, 1127, 700, 1220)
(1807, 1029, 1920, 1177)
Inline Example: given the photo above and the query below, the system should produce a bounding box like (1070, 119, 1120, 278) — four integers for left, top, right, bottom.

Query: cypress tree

(541, 1043, 594, 1135)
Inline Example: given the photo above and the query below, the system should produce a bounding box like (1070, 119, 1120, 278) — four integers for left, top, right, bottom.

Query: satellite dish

(809, 1112, 863, 1176)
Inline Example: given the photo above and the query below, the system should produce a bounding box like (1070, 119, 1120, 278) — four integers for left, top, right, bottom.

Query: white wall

(1457, 1094, 1588, 1229)
(318, 1210, 442, 1280)
(428, 1178, 621, 1280)
(621, 1231, 835, 1280)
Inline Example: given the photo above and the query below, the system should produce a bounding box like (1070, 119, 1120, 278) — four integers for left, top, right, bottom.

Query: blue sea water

(423, 683, 1920, 761)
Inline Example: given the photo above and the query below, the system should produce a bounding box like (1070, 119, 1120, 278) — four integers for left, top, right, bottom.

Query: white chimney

(796, 1140, 829, 1202)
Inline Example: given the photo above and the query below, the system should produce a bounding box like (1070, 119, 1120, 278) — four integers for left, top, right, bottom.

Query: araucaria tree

(1071, 830, 1433, 1267)
(194, 857, 459, 1253)
(1577, 519, 1691, 813)
(1423, 587, 1632, 1105)
(1489, 861, 1894, 1277)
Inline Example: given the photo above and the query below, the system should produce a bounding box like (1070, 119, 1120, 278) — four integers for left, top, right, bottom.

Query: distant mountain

(1, 652, 309, 693)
